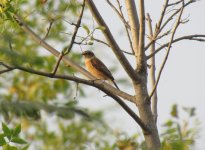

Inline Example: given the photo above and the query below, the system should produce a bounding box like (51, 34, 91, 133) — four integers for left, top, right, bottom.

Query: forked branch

(147, 34, 205, 60)
(85, 0, 141, 82)
(148, 1, 185, 101)
(12, 14, 135, 103)
(52, 0, 86, 75)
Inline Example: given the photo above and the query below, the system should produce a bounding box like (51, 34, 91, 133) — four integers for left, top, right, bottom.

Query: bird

(82, 50, 119, 89)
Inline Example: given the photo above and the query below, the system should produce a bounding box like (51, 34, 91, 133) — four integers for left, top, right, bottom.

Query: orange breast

(85, 60, 108, 80)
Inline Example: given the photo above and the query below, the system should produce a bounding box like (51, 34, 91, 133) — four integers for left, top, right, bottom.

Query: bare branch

(147, 34, 205, 60)
(168, 0, 182, 6)
(12, 15, 135, 103)
(125, 0, 139, 58)
(145, 0, 196, 51)
(52, 52, 64, 74)
(85, 0, 141, 82)
(43, 19, 54, 40)
(106, 0, 135, 54)
(65, 0, 86, 54)
(138, 0, 146, 73)
(1, 62, 149, 132)
(147, 13, 158, 123)
(121, 50, 134, 55)
(106, 0, 130, 29)
(0, 68, 14, 74)
(160, 0, 195, 34)
(116, 0, 134, 54)
(155, 0, 169, 35)
(52, 0, 86, 75)
(148, 1, 184, 101)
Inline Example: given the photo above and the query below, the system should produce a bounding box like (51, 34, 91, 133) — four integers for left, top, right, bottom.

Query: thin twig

(52, 52, 64, 74)
(43, 20, 54, 40)
(168, 0, 182, 6)
(106, 0, 130, 29)
(0, 68, 14, 74)
(116, 0, 134, 54)
(74, 82, 79, 100)
(121, 50, 134, 55)
(155, 0, 169, 35)
(145, 0, 196, 51)
(148, 1, 184, 101)
(160, 0, 194, 34)
(145, 30, 171, 51)
(52, 0, 86, 75)
(147, 34, 205, 60)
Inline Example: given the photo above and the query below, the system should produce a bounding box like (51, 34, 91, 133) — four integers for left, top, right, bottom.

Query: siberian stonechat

(82, 50, 119, 89)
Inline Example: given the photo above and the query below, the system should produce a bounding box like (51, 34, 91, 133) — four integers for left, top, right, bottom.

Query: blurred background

(0, 0, 205, 149)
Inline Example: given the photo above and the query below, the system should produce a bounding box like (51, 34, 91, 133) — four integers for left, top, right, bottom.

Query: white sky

(79, 0, 205, 149)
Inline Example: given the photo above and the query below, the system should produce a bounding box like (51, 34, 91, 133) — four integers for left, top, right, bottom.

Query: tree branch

(138, 0, 146, 73)
(155, 0, 169, 35)
(147, 14, 158, 123)
(0, 62, 150, 132)
(147, 34, 205, 60)
(106, 0, 130, 29)
(148, 1, 184, 101)
(0, 68, 14, 74)
(158, 0, 195, 36)
(116, 0, 134, 54)
(125, 0, 139, 58)
(12, 14, 135, 103)
(43, 19, 54, 40)
(85, 0, 141, 83)
(145, 0, 196, 51)
(52, 0, 86, 75)
(106, 0, 134, 54)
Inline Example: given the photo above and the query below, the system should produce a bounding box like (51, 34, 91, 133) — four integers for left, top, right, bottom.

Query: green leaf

(96, 26, 106, 31)
(22, 144, 30, 150)
(3, 144, 18, 150)
(82, 24, 90, 35)
(13, 124, 21, 137)
(2, 123, 11, 140)
(11, 137, 27, 144)
(0, 136, 6, 146)
(171, 104, 178, 118)
(164, 120, 173, 127)
(87, 40, 93, 45)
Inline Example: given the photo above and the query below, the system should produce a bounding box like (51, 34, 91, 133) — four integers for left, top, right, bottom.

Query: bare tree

(1, 0, 205, 149)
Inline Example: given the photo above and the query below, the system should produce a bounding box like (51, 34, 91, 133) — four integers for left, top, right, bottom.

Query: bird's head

(82, 50, 95, 59)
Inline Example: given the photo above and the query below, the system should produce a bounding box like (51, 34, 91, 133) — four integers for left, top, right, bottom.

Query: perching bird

(82, 50, 119, 89)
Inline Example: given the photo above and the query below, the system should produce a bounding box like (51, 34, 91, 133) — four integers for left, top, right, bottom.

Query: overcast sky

(79, 0, 205, 149)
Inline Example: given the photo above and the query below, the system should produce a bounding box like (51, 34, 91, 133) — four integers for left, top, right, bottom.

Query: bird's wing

(90, 58, 114, 81)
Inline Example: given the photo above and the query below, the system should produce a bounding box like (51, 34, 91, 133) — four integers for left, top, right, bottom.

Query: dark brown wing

(90, 57, 114, 81)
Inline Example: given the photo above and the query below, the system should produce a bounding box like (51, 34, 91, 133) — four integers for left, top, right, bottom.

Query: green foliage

(161, 104, 200, 150)
(0, 123, 28, 149)
(0, 100, 90, 121)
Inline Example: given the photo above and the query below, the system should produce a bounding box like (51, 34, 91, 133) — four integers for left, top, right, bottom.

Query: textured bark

(134, 83, 160, 150)
(125, 0, 161, 148)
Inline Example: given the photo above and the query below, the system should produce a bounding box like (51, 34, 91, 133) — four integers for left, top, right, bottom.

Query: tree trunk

(134, 83, 161, 150)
